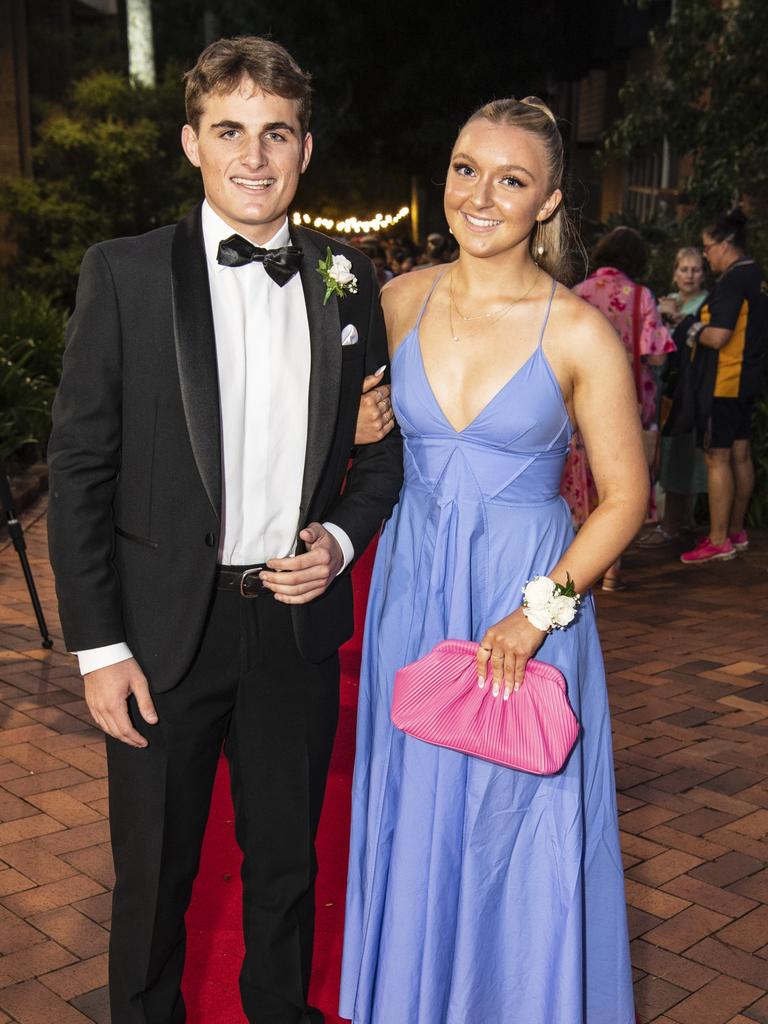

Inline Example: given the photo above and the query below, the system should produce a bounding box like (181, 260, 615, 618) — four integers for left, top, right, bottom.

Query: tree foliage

(606, 0, 768, 217)
(0, 70, 199, 303)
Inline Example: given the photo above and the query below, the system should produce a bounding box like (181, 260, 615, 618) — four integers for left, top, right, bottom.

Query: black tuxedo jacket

(48, 205, 403, 692)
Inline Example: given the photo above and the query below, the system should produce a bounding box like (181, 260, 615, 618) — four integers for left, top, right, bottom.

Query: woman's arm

(640, 285, 676, 363)
(550, 308, 649, 593)
(697, 325, 733, 350)
(476, 298, 648, 696)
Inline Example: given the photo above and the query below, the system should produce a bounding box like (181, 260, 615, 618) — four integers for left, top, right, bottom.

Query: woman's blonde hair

(673, 246, 703, 272)
(462, 96, 578, 281)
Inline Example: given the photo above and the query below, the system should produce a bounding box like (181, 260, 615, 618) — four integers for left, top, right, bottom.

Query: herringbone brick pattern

(0, 500, 109, 1023)
(0, 500, 767, 1023)
(604, 531, 768, 1024)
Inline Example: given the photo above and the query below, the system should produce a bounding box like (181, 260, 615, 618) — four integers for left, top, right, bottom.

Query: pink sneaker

(680, 537, 736, 564)
(729, 529, 749, 551)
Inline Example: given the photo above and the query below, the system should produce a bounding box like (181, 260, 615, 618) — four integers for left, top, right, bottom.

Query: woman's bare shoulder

(382, 266, 447, 353)
(382, 264, 445, 307)
(547, 283, 625, 367)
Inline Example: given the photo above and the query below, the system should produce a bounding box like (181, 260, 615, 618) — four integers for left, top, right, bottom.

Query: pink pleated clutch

(391, 639, 579, 775)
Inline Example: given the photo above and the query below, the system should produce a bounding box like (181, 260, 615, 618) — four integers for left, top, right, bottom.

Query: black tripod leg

(17, 546, 54, 649)
(0, 473, 54, 649)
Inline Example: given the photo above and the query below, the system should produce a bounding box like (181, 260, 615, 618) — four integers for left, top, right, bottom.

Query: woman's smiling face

(444, 119, 561, 260)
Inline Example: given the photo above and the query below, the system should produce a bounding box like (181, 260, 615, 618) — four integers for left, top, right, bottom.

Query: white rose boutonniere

(317, 247, 359, 305)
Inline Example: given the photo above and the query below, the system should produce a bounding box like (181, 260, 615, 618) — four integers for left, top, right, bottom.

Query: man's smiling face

(181, 79, 312, 244)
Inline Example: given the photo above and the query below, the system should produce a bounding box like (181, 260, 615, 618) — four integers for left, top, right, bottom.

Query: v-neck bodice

(391, 277, 572, 507)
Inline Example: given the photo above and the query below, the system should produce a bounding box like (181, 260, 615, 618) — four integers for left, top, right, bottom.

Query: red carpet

(182, 546, 641, 1024)
(182, 541, 376, 1023)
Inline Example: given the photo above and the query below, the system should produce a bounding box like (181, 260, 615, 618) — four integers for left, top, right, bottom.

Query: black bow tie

(216, 234, 304, 286)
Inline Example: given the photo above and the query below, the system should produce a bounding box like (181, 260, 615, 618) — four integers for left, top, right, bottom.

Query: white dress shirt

(76, 202, 353, 675)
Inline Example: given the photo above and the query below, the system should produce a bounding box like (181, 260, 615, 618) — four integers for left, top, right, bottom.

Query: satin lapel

(293, 226, 342, 518)
(171, 205, 222, 519)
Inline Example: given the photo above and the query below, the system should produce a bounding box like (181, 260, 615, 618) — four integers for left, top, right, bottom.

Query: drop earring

(534, 220, 545, 261)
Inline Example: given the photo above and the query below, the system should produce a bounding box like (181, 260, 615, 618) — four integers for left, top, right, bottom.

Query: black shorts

(707, 397, 756, 449)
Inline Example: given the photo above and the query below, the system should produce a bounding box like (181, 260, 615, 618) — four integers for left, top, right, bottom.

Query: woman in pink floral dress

(560, 227, 675, 588)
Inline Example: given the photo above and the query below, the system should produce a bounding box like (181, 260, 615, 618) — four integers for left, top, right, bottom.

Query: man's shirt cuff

(76, 643, 134, 676)
(322, 522, 355, 573)
(75, 526, 354, 672)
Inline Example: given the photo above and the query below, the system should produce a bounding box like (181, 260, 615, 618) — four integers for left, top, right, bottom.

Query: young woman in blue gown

(340, 97, 647, 1024)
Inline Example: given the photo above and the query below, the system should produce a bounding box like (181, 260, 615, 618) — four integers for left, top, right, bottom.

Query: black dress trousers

(106, 587, 340, 1024)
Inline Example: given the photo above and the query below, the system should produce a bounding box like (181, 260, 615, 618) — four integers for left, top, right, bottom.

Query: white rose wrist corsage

(522, 574, 581, 633)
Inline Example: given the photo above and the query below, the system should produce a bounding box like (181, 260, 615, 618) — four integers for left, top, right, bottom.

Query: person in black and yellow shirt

(681, 207, 768, 564)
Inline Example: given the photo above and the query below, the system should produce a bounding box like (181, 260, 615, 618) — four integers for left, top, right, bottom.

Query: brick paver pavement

(0, 499, 767, 1023)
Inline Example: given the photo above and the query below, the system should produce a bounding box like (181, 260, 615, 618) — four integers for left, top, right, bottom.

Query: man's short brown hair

(184, 36, 312, 134)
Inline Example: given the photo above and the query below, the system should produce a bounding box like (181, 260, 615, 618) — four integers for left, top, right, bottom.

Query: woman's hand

(354, 368, 395, 445)
(658, 295, 682, 325)
(476, 607, 547, 700)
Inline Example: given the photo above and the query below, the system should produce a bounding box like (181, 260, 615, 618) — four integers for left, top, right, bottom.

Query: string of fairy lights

(291, 206, 410, 235)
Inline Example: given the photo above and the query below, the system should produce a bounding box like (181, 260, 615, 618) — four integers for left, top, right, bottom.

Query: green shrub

(0, 289, 66, 465)
(0, 339, 55, 463)
(0, 288, 66, 381)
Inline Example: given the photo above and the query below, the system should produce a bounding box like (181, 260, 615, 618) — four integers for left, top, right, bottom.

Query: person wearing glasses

(680, 207, 768, 564)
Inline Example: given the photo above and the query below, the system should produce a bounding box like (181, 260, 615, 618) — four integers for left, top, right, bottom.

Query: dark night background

(24, 0, 671, 225)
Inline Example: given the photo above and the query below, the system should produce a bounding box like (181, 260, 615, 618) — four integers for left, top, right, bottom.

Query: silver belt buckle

(240, 566, 262, 598)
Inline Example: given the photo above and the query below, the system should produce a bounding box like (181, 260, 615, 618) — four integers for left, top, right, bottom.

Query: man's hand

(84, 658, 158, 748)
(260, 524, 344, 604)
(354, 368, 395, 445)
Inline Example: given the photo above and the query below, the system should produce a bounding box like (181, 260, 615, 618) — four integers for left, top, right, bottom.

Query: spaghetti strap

(536, 278, 558, 348)
(414, 268, 450, 328)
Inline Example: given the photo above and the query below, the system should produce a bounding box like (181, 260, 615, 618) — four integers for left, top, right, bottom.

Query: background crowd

(355, 232, 458, 287)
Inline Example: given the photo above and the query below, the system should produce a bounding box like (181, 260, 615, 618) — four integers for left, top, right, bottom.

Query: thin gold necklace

(449, 298, 514, 343)
(448, 267, 540, 342)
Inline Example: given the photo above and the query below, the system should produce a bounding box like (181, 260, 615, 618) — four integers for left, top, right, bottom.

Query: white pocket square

(341, 324, 359, 347)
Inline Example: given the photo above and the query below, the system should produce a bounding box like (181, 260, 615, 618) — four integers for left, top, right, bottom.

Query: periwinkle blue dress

(340, 277, 634, 1024)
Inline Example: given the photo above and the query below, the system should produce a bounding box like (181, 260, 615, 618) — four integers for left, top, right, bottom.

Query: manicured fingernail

(514, 681, 521, 692)
(492, 682, 499, 698)
(146, 713, 158, 723)
(478, 675, 485, 689)
(503, 688, 510, 701)
(374, 364, 387, 375)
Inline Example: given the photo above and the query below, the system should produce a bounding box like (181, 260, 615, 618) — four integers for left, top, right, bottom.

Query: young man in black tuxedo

(48, 36, 402, 1024)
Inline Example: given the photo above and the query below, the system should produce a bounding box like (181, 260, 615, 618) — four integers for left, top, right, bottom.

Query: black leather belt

(215, 563, 269, 597)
